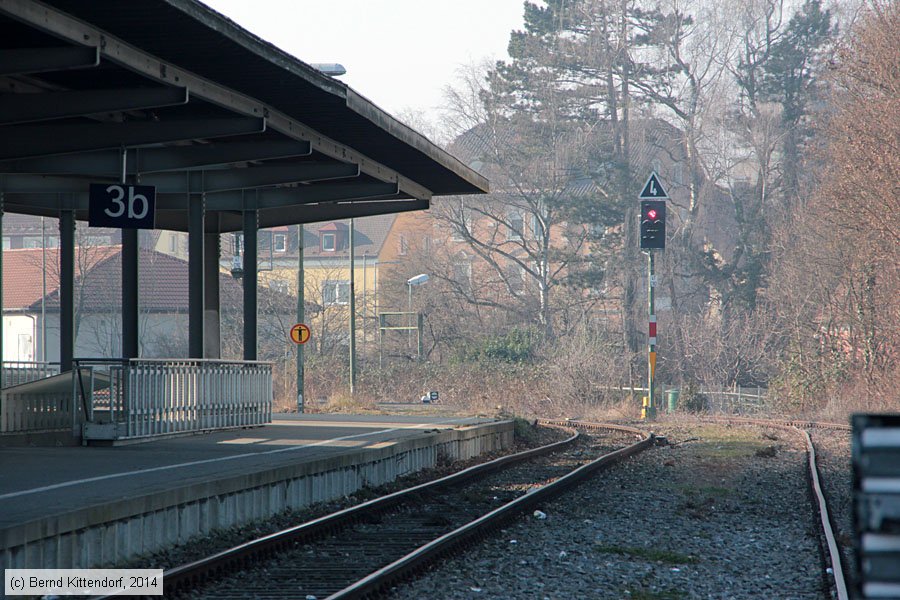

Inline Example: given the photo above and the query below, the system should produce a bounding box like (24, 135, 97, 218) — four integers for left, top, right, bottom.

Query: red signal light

(647, 209, 657, 220)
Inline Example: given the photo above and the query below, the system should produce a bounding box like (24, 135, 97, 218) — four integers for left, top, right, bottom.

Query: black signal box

(640, 200, 666, 250)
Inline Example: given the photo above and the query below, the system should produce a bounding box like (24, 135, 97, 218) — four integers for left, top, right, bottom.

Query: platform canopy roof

(0, 0, 489, 232)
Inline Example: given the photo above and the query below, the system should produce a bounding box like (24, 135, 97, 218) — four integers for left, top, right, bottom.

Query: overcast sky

(202, 0, 525, 118)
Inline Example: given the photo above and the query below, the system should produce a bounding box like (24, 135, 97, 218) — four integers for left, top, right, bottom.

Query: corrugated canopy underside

(0, 0, 488, 232)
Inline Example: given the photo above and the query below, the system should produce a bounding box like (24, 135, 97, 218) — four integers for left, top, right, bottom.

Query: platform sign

(88, 183, 156, 229)
(639, 172, 669, 199)
(289, 323, 311, 345)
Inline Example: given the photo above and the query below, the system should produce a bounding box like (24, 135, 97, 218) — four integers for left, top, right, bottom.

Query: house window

(323, 280, 350, 305)
(322, 233, 337, 252)
(268, 279, 289, 294)
(452, 261, 472, 292)
(17, 333, 34, 362)
(24, 236, 58, 248)
(82, 235, 111, 246)
(398, 234, 408, 256)
(450, 212, 473, 242)
(273, 233, 287, 253)
(168, 235, 178, 253)
(507, 210, 523, 240)
(531, 214, 545, 240)
(506, 261, 526, 291)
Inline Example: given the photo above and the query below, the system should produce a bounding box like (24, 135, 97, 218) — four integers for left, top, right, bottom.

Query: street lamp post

(349, 219, 356, 395)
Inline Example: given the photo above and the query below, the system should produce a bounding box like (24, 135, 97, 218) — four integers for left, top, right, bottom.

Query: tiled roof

(21, 248, 252, 312)
(300, 214, 396, 259)
(448, 118, 688, 190)
(3, 246, 120, 310)
(2, 214, 123, 237)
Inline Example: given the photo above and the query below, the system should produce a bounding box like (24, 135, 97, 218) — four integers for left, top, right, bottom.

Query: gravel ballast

(391, 420, 843, 600)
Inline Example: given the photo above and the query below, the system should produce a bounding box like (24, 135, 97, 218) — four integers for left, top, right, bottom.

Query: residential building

(222, 215, 397, 353)
(380, 118, 738, 339)
(1, 246, 293, 361)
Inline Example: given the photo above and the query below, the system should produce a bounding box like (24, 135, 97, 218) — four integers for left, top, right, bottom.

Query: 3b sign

(88, 183, 156, 229)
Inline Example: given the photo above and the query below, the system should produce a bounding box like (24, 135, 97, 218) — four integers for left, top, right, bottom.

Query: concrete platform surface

(0, 414, 488, 531)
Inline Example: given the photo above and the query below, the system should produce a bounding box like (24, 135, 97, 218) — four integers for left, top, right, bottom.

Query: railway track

(96, 416, 850, 599)
(141, 422, 652, 599)
(700, 416, 851, 600)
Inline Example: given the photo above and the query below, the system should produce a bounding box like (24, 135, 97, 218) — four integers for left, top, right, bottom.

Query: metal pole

(296, 223, 304, 412)
(349, 219, 356, 395)
(645, 250, 656, 419)
(0, 194, 3, 386)
(41, 216, 46, 362)
(417, 313, 424, 361)
(59, 206, 75, 373)
(121, 148, 139, 360)
(243, 207, 258, 361)
(362, 252, 367, 355)
(407, 284, 412, 348)
(188, 192, 205, 358)
(375, 265, 381, 370)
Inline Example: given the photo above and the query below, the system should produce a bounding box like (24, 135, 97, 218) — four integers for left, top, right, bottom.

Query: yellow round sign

(290, 323, 311, 345)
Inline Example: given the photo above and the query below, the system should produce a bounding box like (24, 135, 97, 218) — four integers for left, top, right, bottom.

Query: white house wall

(2, 315, 36, 362)
(26, 313, 190, 363)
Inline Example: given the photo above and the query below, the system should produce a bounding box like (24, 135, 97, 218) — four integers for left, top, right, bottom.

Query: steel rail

(328, 422, 653, 599)
(700, 416, 850, 600)
(699, 415, 850, 431)
(800, 428, 850, 600)
(147, 424, 582, 597)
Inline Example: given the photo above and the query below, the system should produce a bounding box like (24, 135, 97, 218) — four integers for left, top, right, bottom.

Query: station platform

(0, 413, 513, 572)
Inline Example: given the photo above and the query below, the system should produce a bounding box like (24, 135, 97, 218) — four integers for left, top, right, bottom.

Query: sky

(202, 0, 526, 118)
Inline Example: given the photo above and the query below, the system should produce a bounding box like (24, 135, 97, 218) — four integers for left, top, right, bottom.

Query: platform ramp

(76, 358, 272, 443)
(0, 372, 86, 434)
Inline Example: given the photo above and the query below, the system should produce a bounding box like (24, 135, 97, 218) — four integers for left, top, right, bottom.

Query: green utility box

(666, 389, 680, 413)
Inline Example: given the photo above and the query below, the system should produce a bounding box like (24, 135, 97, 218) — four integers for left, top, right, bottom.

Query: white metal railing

(702, 385, 768, 414)
(75, 358, 272, 441)
(607, 384, 769, 415)
(1, 384, 80, 433)
(2, 361, 61, 388)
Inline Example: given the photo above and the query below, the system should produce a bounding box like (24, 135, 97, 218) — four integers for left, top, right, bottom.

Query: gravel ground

(390, 420, 844, 600)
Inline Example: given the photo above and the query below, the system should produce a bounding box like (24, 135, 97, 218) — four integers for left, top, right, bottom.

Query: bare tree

(766, 1, 899, 409)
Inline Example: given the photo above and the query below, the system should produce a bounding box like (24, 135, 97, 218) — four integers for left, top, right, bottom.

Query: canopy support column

(0, 195, 4, 387)
(122, 228, 139, 358)
(59, 206, 75, 372)
(188, 193, 204, 359)
(243, 207, 257, 361)
(122, 149, 139, 359)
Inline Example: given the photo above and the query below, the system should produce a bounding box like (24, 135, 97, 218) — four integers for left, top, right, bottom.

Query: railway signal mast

(638, 173, 668, 419)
